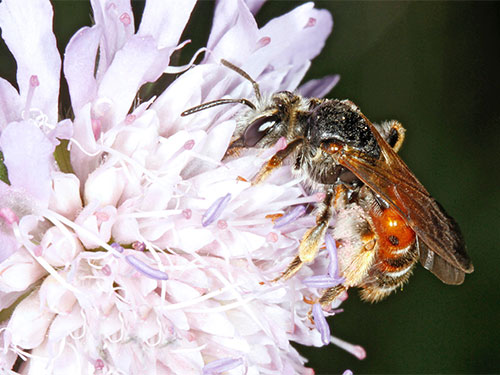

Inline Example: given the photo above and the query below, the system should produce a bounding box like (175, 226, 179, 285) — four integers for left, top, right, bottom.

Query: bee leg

(273, 188, 335, 281)
(252, 138, 304, 184)
(318, 284, 347, 308)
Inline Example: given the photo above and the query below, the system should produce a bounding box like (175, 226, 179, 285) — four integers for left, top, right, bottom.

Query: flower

(0, 0, 364, 374)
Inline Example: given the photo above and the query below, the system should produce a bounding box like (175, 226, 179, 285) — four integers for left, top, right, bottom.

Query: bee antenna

(180, 98, 256, 117)
(221, 59, 262, 102)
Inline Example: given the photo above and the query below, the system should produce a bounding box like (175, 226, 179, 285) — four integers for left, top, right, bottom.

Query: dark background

(1, 1, 498, 374)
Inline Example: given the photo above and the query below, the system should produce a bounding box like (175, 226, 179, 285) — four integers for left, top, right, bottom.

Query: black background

(1, 1, 498, 374)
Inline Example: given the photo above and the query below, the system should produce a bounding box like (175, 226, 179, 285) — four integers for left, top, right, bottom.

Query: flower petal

(63, 26, 101, 114)
(138, 0, 196, 49)
(206, 0, 259, 63)
(0, 0, 61, 124)
(0, 77, 22, 128)
(97, 35, 175, 123)
(0, 121, 54, 203)
(298, 75, 340, 98)
(8, 290, 55, 349)
(89, 0, 134, 76)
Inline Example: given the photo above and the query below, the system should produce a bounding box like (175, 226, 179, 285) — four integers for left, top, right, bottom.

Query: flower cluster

(0, 0, 364, 374)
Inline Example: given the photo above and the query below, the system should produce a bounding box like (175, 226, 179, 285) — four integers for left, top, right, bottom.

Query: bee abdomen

(359, 207, 419, 302)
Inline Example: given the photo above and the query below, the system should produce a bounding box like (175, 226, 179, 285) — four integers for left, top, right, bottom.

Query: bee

(181, 60, 473, 305)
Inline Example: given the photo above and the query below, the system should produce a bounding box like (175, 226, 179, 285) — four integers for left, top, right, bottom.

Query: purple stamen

(202, 193, 231, 227)
(312, 303, 330, 346)
(273, 205, 306, 229)
(302, 275, 345, 289)
(325, 233, 340, 279)
(110, 242, 124, 256)
(125, 255, 169, 280)
(132, 241, 146, 251)
(202, 357, 244, 375)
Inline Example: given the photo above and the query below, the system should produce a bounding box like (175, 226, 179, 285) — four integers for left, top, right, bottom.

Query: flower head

(0, 0, 363, 373)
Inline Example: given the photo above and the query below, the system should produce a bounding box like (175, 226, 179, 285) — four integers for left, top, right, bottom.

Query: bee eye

(243, 115, 278, 147)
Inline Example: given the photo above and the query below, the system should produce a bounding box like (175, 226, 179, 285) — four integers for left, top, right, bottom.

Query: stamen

(217, 220, 228, 229)
(256, 36, 271, 49)
(312, 303, 330, 346)
(125, 255, 169, 280)
(0, 207, 19, 225)
(325, 233, 340, 278)
(330, 335, 366, 360)
(266, 232, 278, 243)
(119, 12, 131, 26)
(132, 241, 146, 251)
(202, 193, 231, 227)
(125, 114, 136, 124)
(92, 118, 102, 140)
(314, 192, 326, 202)
(111, 242, 124, 257)
(302, 275, 344, 288)
(95, 211, 109, 224)
(184, 139, 195, 150)
(305, 17, 317, 28)
(102, 264, 111, 276)
(34, 245, 43, 257)
(24, 75, 39, 113)
(275, 136, 287, 151)
(94, 358, 105, 370)
(273, 205, 306, 228)
(182, 209, 192, 219)
(202, 357, 244, 375)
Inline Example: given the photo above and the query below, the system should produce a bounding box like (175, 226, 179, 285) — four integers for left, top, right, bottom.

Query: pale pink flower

(0, 0, 364, 374)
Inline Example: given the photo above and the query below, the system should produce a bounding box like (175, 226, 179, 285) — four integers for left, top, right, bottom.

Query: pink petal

(0, 0, 61, 124)
(0, 121, 54, 203)
(0, 77, 22, 128)
(63, 26, 101, 114)
(138, 0, 196, 48)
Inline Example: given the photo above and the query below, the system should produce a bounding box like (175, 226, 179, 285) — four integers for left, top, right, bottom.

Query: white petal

(97, 35, 175, 123)
(0, 77, 22, 127)
(63, 26, 101, 114)
(41, 226, 83, 267)
(48, 172, 82, 219)
(84, 166, 126, 207)
(138, 0, 196, 49)
(8, 291, 55, 349)
(89, 0, 134, 76)
(39, 274, 77, 314)
(0, 0, 61, 123)
(0, 248, 46, 293)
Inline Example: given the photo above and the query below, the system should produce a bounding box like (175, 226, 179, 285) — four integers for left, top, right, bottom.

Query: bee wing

(337, 119, 473, 283)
